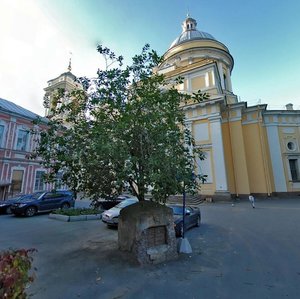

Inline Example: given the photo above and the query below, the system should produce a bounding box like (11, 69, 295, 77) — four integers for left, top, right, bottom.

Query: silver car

(102, 197, 138, 227)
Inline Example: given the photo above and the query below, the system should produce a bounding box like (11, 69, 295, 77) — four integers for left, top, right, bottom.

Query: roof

(169, 16, 218, 49)
(0, 98, 47, 122)
(169, 30, 216, 49)
(47, 71, 76, 84)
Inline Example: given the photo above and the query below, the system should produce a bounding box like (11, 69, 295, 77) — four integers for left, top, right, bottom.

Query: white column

(226, 68, 233, 92)
(186, 75, 191, 93)
(209, 115, 228, 192)
(266, 125, 287, 192)
(185, 120, 193, 155)
(217, 62, 225, 90)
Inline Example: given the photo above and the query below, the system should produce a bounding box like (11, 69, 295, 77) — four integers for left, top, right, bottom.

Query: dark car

(10, 190, 74, 217)
(93, 194, 132, 210)
(168, 205, 201, 237)
(0, 194, 33, 214)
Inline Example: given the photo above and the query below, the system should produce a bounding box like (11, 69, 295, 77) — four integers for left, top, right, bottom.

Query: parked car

(93, 194, 133, 210)
(168, 205, 201, 237)
(0, 194, 34, 214)
(102, 197, 138, 227)
(10, 190, 75, 217)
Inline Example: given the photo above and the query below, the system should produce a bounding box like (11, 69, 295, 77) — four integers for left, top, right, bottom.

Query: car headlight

(0, 204, 6, 207)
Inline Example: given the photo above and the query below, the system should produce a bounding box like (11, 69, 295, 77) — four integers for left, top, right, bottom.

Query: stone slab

(49, 214, 102, 222)
(48, 214, 70, 222)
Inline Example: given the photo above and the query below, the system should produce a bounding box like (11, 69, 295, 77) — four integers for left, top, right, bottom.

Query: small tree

(32, 44, 208, 203)
(0, 248, 36, 299)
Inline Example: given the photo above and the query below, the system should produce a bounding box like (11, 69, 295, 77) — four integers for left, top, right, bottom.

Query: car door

(39, 192, 63, 211)
(185, 207, 195, 229)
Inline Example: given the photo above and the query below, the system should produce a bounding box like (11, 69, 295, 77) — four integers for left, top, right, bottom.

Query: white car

(101, 197, 138, 227)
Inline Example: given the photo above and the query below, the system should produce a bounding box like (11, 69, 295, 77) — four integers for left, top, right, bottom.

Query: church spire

(67, 52, 72, 72)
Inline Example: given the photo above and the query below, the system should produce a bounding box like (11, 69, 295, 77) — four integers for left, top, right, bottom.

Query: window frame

(15, 127, 30, 151)
(288, 158, 300, 182)
(34, 170, 46, 191)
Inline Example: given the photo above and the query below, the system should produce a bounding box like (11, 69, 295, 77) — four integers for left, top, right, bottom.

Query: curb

(49, 214, 102, 222)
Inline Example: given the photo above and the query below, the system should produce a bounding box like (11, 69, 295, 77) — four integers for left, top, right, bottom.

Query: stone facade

(118, 201, 178, 265)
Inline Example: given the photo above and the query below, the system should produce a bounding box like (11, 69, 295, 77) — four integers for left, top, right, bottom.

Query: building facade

(0, 65, 80, 200)
(0, 99, 51, 200)
(158, 16, 300, 199)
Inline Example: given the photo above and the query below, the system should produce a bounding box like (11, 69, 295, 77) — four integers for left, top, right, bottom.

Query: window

(11, 170, 24, 195)
(223, 73, 227, 90)
(16, 129, 29, 151)
(289, 159, 299, 181)
(0, 125, 4, 147)
(44, 192, 64, 199)
(287, 141, 296, 151)
(55, 172, 63, 189)
(35, 171, 45, 191)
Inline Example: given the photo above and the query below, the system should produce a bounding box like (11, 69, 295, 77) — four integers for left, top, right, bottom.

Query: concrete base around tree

(118, 201, 178, 265)
(48, 213, 102, 222)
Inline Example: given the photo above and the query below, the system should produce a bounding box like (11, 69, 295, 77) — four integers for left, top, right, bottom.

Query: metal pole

(178, 182, 192, 253)
(182, 184, 186, 239)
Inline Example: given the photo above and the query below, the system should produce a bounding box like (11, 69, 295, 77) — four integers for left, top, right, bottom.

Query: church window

(223, 73, 227, 90)
(287, 141, 296, 151)
(289, 159, 299, 181)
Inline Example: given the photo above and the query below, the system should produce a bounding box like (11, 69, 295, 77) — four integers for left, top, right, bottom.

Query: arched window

(223, 73, 227, 90)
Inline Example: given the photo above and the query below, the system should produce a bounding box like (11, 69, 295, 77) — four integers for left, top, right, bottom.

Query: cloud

(0, 0, 73, 115)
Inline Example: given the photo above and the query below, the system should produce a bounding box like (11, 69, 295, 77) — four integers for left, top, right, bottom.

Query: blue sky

(1, 0, 300, 115)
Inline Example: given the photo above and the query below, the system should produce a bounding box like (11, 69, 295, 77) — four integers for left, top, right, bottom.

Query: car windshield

(169, 206, 186, 215)
(31, 192, 45, 199)
(115, 199, 137, 209)
(9, 194, 26, 201)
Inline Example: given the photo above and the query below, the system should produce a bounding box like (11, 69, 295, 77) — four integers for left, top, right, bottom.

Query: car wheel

(6, 207, 12, 214)
(25, 206, 37, 217)
(61, 203, 70, 209)
(196, 215, 201, 227)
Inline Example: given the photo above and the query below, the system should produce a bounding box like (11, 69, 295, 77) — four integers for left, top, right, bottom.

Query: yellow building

(44, 61, 81, 117)
(158, 16, 300, 199)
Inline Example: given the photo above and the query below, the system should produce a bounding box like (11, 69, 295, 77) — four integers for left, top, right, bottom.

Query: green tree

(32, 44, 208, 202)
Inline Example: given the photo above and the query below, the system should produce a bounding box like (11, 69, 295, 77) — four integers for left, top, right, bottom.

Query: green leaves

(32, 44, 208, 203)
(0, 249, 37, 299)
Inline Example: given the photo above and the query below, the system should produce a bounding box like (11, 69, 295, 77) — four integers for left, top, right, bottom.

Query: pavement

(1, 197, 300, 299)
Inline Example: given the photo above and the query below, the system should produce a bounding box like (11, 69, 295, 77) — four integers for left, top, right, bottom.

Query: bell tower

(43, 57, 81, 117)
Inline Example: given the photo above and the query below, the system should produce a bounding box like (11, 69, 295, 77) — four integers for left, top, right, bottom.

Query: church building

(157, 16, 300, 199)
(43, 16, 300, 200)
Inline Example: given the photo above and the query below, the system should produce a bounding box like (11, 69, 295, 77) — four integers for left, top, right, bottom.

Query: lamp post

(178, 181, 192, 254)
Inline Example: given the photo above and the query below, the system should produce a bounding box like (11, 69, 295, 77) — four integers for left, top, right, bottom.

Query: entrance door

(11, 170, 24, 196)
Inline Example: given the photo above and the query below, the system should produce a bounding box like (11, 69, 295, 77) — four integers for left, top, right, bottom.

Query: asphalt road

(1, 198, 300, 299)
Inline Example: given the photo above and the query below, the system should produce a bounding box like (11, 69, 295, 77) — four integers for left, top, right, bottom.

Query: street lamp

(178, 182, 192, 254)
